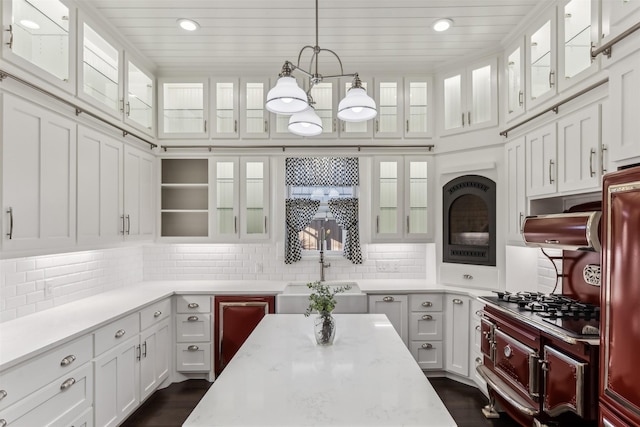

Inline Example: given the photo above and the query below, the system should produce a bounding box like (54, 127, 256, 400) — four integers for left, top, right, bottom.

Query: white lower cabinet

(139, 318, 170, 401)
(445, 294, 471, 377)
(408, 294, 444, 370)
(368, 294, 408, 346)
(175, 295, 213, 373)
(469, 298, 487, 393)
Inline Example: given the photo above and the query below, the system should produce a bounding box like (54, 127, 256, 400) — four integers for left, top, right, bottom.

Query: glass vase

(314, 313, 335, 345)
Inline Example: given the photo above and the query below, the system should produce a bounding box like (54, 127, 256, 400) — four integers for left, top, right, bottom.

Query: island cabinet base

(213, 296, 275, 375)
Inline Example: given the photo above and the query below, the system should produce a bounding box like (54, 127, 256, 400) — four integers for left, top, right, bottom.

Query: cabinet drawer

(409, 294, 443, 312)
(176, 343, 212, 372)
(0, 362, 93, 426)
(175, 295, 211, 313)
(176, 314, 211, 342)
(0, 334, 92, 412)
(439, 264, 500, 289)
(409, 312, 443, 340)
(94, 313, 140, 356)
(140, 298, 171, 331)
(410, 341, 443, 370)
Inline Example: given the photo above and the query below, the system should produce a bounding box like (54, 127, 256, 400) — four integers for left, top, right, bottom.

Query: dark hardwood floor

(121, 377, 521, 426)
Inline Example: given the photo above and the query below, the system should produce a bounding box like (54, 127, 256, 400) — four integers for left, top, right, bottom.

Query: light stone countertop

(183, 314, 458, 427)
(0, 279, 493, 370)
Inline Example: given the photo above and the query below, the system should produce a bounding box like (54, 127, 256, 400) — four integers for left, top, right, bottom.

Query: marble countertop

(183, 314, 457, 427)
(0, 279, 492, 370)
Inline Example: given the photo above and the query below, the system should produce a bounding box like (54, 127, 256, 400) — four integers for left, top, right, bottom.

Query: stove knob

(503, 345, 512, 358)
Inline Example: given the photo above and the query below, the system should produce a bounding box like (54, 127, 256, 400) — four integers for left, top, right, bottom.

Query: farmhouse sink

(276, 281, 368, 314)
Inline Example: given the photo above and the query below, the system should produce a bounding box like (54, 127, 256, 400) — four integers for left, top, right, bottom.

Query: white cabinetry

(608, 48, 640, 164)
(158, 77, 208, 139)
(339, 77, 373, 138)
(505, 137, 527, 244)
(2, 93, 76, 252)
(526, 11, 557, 109)
(404, 77, 432, 138)
(441, 57, 497, 135)
(368, 294, 408, 346)
(240, 78, 270, 139)
(175, 295, 213, 373)
(408, 294, 444, 370)
(210, 78, 239, 138)
(526, 122, 558, 197)
(374, 77, 403, 138)
(469, 298, 487, 392)
(139, 299, 171, 401)
(372, 156, 431, 242)
(309, 81, 339, 138)
(123, 146, 155, 240)
(445, 294, 470, 377)
(505, 37, 526, 121)
(212, 157, 270, 241)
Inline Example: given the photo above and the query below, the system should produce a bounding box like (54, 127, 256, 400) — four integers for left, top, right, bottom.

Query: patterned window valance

(285, 157, 359, 186)
(284, 198, 320, 264)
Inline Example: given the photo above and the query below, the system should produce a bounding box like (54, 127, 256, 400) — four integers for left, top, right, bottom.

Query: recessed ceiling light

(20, 19, 40, 30)
(433, 18, 453, 32)
(177, 19, 200, 32)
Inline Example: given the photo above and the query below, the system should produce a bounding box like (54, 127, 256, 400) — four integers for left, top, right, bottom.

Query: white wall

(504, 245, 563, 294)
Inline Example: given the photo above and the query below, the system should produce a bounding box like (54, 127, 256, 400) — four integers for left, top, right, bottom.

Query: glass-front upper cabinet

(374, 78, 403, 138)
(210, 78, 239, 139)
(2, 0, 74, 91)
(372, 156, 431, 242)
(441, 57, 497, 135)
(339, 77, 373, 138)
(240, 78, 270, 139)
(526, 12, 557, 108)
(212, 157, 270, 241)
(79, 15, 155, 135)
(404, 77, 431, 138)
(557, 0, 599, 91)
(309, 81, 338, 137)
(158, 77, 208, 139)
(505, 37, 526, 121)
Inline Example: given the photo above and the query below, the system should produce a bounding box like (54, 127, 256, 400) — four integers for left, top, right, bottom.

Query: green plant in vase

(304, 281, 351, 345)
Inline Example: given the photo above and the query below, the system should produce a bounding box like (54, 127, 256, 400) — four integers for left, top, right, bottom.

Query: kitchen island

(183, 314, 457, 426)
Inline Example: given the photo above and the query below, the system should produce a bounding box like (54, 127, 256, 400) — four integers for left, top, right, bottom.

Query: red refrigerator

(600, 165, 640, 427)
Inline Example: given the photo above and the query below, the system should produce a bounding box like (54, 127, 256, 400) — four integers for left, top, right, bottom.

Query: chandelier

(265, 0, 377, 137)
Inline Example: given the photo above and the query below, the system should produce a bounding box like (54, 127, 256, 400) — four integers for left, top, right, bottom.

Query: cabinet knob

(187, 316, 199, 322)
(115, 329, 126, 338)
(382, 296, 394, 302)
(453, 298, 463, 305)
(421, 314, 433, 321)
(60, 378, 76, 390)
(187, 302, 199, 309)
(154, 310, 162, 318)
(0, 390, 7, 400)
(188, 345, 199, 351)
(421, 343, 433, 349)
(463, 274, 473, 280)
(0, 419, 6, 427)
(60, 355, 76, 367)
(421, 301, 432, 307)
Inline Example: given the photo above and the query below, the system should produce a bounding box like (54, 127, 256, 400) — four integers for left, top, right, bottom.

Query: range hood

(522, 211, 602, 252)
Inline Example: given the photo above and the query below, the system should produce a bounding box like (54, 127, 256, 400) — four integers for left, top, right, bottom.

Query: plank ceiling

(80, 0, 544, 77)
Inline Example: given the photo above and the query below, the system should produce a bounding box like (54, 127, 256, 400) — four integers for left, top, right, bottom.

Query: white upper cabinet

(608, 48, 640, 164)
(210, 78, 239, 139)
(441, 57, 497, 135)
(309, 81, 338, 138)
(557, 0, 600, 91)
(602, 0, 640, 42)
(1, 0, 75, 92)
(78, 15, 155, 136)
(505, 37, 526, 122)
(158, 77, 209, 139)
(240, 78, 270, 139)
(526, 122, 558, 197)
(526, 12, 557, 109)
(505, 137, 526, 244)
(404, 77, 432, 138)
(374, 77, 404, 138)
(339, 77, 373, 138)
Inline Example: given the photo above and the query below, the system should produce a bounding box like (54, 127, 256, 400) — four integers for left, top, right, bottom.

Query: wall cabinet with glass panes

(338, 77, 373, 138)
(404, 77, 432, 138)
(1, 0, 75, 92)
(158, 78, 208, 139)
(505, 37, 526, 122)
(160, 158, 209, 238)
(374, 77, 404, 138)
(240, 78, 270, 139)
(78, 14, 155, 136)
(372, 156, 432, 242)
(441, 57, 497, 135)
(212, 157, 270, 241)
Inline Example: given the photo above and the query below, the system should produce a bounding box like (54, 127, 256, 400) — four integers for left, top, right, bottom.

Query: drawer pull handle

(0, 419, 6, 427)
(0, 390, 6, 400)
(60, 378, 76, 390)
(463, 274, 473, 280)
(115, 329, 126, 338)
(476, 357, 482, 364)
(188, 345, 199, 351)
(187, 302, 200, 309)
(421, 301, 432, 307)
(475, 325, 481, 330)
(421, 315, 433, 321)
(476, 310, 483, 316)
(421, 343, 433, 349)
(188, 316, 199, 322)
(382, 296, 394, 302)
(154, 310, 162, 317)
(453, 298, 463, 305)
(60, 355, 76, 366)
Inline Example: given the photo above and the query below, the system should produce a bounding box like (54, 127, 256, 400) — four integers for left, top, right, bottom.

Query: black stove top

(487, 291, 600, 337)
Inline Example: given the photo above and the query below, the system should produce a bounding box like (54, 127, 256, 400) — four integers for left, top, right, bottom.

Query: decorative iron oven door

(542, 345, 587, 417)
(494, 329, 540, 404)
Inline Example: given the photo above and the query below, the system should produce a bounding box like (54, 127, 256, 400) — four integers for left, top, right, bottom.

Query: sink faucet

(319, 227, 330, 282)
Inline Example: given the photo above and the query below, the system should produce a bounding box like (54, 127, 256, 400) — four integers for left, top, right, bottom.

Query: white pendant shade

(265, 76, 308, 114)
(288, 107, 323, 136)
(337, 87, 377, 122)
